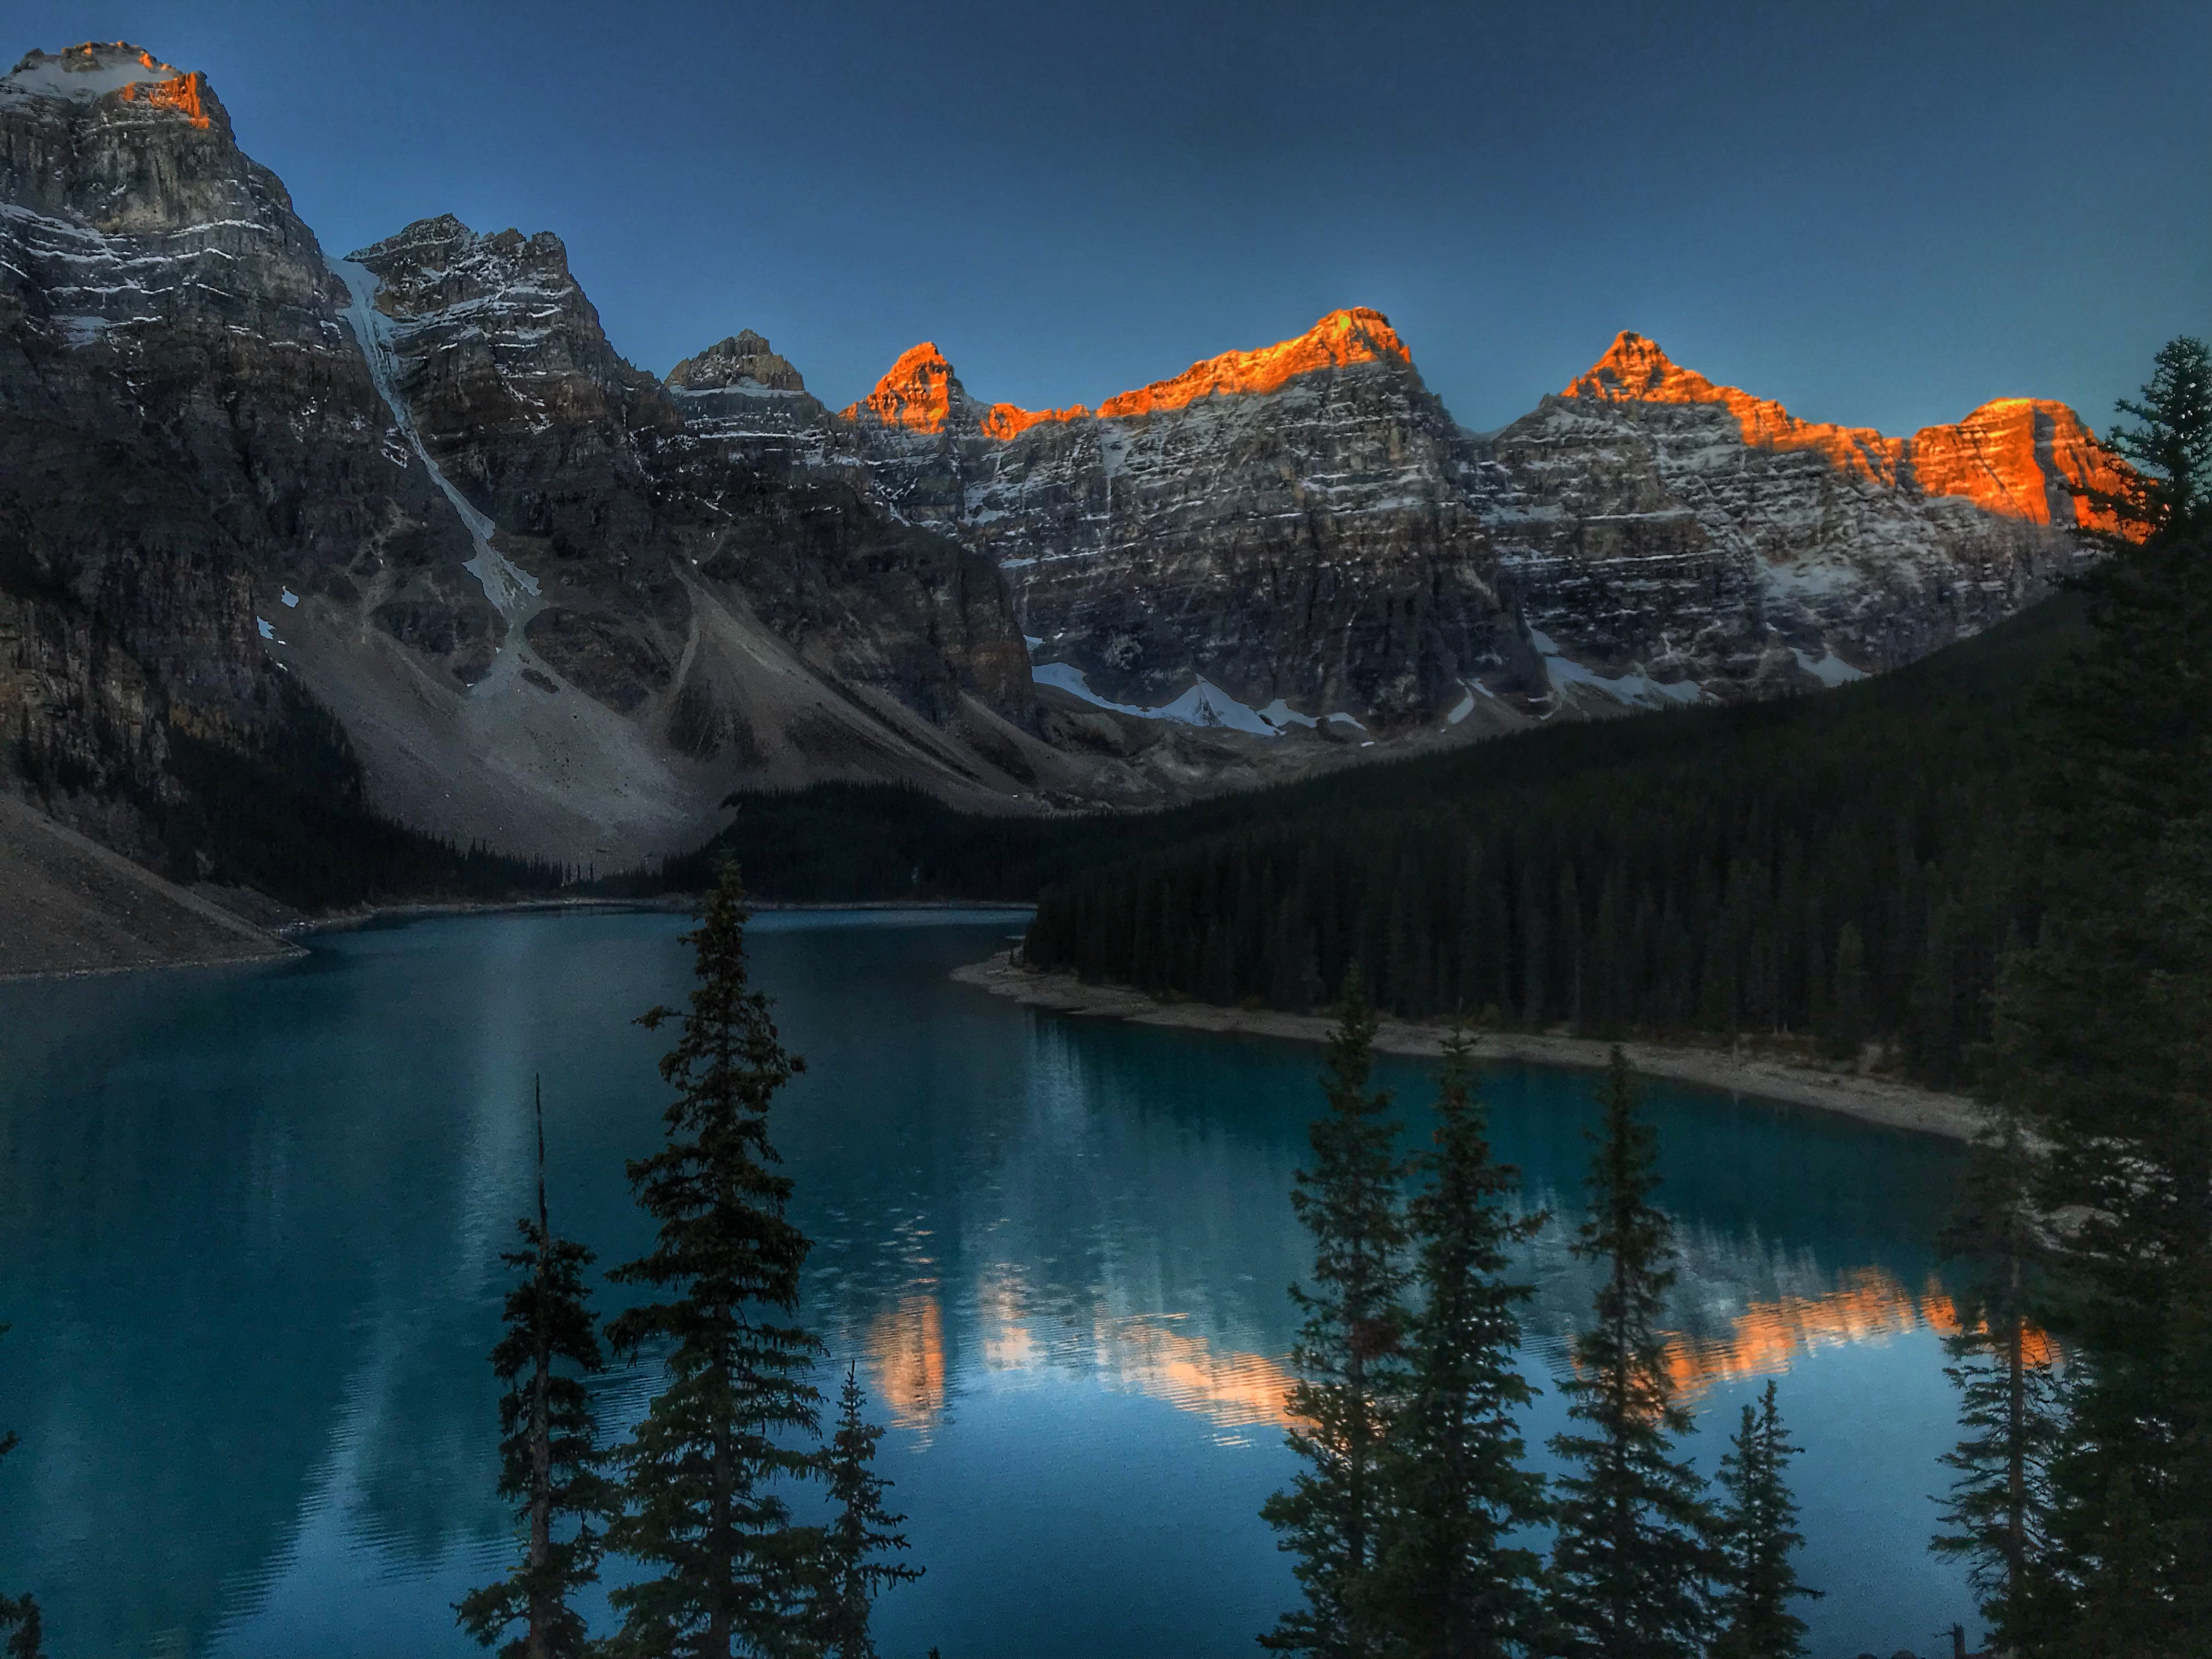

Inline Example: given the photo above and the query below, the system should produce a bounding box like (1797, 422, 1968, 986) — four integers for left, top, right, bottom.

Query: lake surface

(0, 910, 1977, 1657)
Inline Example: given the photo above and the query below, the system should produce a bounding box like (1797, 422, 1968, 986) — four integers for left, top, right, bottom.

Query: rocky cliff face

(338, 215, 1045, 828)
(1, 44, 1059, 862)
(0, 42, 491, 845)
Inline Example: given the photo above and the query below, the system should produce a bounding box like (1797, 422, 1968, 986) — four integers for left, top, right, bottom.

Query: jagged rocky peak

(843, 340, 969, 432)
(1903, 397, 2128, 532)
(838, 303, 1417, 449)
(667, 329, 805, 392)
(1561, 329, 1714, 401)
(349, 215, 585, 324)
(343, 212, 653, 419)
(839, 339, 1088, 442)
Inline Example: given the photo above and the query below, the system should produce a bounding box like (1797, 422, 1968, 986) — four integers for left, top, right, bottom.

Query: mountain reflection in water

(0, 910, 1977, 1659)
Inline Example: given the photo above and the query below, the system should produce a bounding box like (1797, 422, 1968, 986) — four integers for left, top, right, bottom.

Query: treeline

(160, 728, 568, 909)
(606, 780, 1082, 902)
(1026, 596, 2094, 1086)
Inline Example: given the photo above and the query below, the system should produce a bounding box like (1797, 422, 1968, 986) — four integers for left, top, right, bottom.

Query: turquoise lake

(0, 909, 1977, 1657)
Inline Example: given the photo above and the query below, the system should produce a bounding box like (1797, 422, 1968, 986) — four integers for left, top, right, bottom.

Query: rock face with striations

(0, 44, 1058, 862)
(814, 311, 1542, 731)
(1465, 331, 2129, 702)
(344, 215, 1037, 729)
(0, 39, 2135, 871)
(0, 42, 488, 848)
(755, 317, 2126, 730)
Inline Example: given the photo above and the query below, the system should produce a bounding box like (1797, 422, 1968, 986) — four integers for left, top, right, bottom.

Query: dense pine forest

(1022, 594, 2095, 1087)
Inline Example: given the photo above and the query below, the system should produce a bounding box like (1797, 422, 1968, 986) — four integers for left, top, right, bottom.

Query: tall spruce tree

(1983, 338, 2212, 1654)
(458, 1082, 614, 1659)
(607, 864, 827, 1659)
(0, 1329, 42, 1659)
(1262, 974, 1413, 1658)
(1711, 1382, 1818, 1659)
(1373, 1033, 1549, 1659)
(814, 1363, 921, 1659)
(1930, 1091, 2062, 1646)
(1542, 1049, 1716, 1659)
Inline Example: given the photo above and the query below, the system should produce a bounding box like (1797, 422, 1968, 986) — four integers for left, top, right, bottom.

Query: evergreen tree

(1262, 974, 1414, 1658)
(458, 1082, 614, 1659)
(606, 864, 827, 1659)
(1984, 340, 2212, 1654)
(1823, 923, 1865, 1063)
(0, 1329, 42, 1659)
(2094, 336, 2211, 540)
(1374, 1034, 1549, 1659)
(1931, 1091, 2062, 1646)
(1711, 1383, 1818, 1659)
(814, 1364, 922, 1659)
(1543, 1049, 1716, 1659)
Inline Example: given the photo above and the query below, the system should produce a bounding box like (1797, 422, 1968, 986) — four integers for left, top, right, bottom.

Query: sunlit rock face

(810, 309, 1541, 730)
(1469, 332, 2126, 701)
(774, 315, 2118, 732)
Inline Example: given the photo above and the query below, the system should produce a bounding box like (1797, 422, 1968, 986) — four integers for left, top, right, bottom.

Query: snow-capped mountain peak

(2, 42, 211, 127)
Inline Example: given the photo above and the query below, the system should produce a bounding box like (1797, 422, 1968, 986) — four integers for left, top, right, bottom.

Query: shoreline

(951, 955, 1985, 1143)
(288, 894, 1034, 935)
(2, 893, 1036, 983)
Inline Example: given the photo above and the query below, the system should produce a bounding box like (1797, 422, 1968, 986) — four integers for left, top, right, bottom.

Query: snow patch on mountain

(331, 257, 542, 642)
(2, 43, 179, 105)
(1530, 629, 1703, 710)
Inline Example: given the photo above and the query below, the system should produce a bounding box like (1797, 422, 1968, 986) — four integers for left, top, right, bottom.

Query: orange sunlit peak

(1564, 332, 2135, 531)
(1093, 306, 1412, 421)
(840, 341, 961, 433)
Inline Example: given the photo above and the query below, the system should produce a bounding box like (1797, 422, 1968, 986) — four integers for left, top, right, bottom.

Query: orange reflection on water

(866, 1293, 947, 1430)
(1663, 1267, 1933, 1395)
(1660, 1268, 2054, 1396)
(1566, 332, 2136, 535)
(975, 1272, 1298, 1432)
(1087, 1313, 1300, 1432)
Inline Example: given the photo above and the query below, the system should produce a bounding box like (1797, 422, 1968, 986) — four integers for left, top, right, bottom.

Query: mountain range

(0, 42, 2130, 868)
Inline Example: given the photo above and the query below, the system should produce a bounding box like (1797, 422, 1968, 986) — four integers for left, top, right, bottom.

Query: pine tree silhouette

(1261, 973, 1413, 1659)
(1373, 1032, 1549, 1658)
(606, 864, 826, 1659)
(1712, 1382, 1819, 1659)
(1542, 1049, 1717, 1658)
(815, 1363, 922, 1658)
(457, 1081, 613, 1659)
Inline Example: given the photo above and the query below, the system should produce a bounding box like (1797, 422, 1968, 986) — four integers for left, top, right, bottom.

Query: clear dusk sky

(14, 0, 2211, 435)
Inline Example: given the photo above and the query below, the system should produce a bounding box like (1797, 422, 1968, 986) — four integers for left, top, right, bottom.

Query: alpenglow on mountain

(0, 42, 2132, 864)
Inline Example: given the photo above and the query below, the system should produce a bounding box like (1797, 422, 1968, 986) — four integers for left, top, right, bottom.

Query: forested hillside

(1023, 594, 2096, 1085)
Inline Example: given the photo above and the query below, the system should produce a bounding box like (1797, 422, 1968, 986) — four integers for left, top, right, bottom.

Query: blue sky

(15, 0, 2209, 433)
